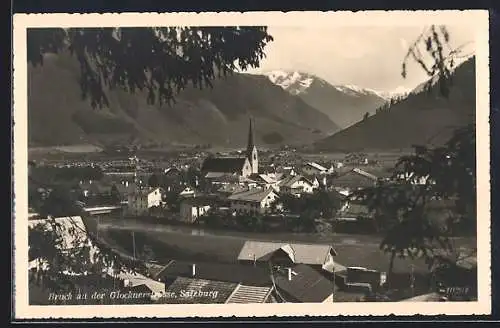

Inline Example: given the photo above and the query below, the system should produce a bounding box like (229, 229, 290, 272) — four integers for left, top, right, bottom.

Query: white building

(250, 173, 282, 190)
(277, 175, 315, 197)
(179, 186, 196, 198)
(179, 198, 212, 223)
(127, 187, 163, 216)
(302, 162, 332, 176)
(228, 188, 279, 215)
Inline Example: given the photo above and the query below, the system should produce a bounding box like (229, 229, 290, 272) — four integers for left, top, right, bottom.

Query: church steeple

(246, 117, 255, 157)
(246, 117, 258, 174)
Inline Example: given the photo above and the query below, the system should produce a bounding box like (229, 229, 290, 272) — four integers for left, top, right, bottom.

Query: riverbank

(89, 216, 476, 276)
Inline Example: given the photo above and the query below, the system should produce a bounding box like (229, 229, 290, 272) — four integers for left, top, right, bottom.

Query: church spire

(246, 117, 255, 159)
(246, 116, 259, 174)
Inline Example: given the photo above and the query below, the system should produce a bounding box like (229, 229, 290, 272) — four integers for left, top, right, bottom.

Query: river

(93, 215, 475, 254)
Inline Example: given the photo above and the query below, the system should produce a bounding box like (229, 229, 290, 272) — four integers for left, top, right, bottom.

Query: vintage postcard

(13, 10, 491, 319)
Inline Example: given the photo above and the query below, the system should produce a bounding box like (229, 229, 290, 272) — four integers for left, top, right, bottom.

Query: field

(29, 144, 103, 154)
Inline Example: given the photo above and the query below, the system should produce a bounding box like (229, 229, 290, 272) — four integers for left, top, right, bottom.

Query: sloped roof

(225, 285, 273, 304)
(205, 172, 232, 179)
(237, 241, 336, 265)
(274, 264, 334, 302)
(352, 168, 378, 181)
(322, 260, 347, 273)
(113, 270, 165, 294)
(201, 157, 247, 174)
(305, 162, 328, 172)
(131, 187, 161, 197)
(339, 203, 371, 217)
(164, 167, 181, 175)
(278, 175, 312, 188)
(181, 196, 217, 207)
(333, 170, 378, 188)
(155, 260, 272, 287)
(217, 184, 248, 195)
(163, 277, 238, 304)
(256, 174, 278, 184)
(227, 188, 276, 202)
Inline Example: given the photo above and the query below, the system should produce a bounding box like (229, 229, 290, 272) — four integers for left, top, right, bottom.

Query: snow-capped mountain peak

(264, 70, 318, 95)
(261, 70, 409, 102)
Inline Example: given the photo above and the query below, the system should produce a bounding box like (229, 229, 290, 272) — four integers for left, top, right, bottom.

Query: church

(201, 118, 258, 179)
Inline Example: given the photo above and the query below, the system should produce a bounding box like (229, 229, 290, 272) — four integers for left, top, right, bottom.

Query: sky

(244, 25, 476, 93)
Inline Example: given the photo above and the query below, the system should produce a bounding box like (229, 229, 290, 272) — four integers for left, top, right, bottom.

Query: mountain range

(313, 57, 476, 152)
(28, 51, 475, 153)
(28, 53, 340, 149)
(261, 70, 390, 129)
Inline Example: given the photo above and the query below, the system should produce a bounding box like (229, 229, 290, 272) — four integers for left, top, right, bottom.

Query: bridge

(83, 205, 123, 215)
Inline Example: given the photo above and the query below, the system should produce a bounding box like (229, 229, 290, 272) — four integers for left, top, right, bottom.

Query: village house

(78, 180, 112, 198)
(332, 167, 379, 194)
(249, 173, 283, 190)
(154, 260, 274, 287)
(301, 162, 333, 176)
(227, 188, 279, 215)
(201, 118, 258, 179)
(178, 186, 196, 198)
(237, 241, 342, 274)
(179, 197, 213, 223)
(272, 263, 336, 303)
(395, 172, 434, 185)
(127, 187, 164, 216)
(215, 183, 249, 198)
(277, 175, 315, 197)
(160, 277, 275, 304)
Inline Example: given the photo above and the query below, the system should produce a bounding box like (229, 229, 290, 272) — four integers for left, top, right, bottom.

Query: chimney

(191, 263, 196, 277)
(288, 267, 292, 281)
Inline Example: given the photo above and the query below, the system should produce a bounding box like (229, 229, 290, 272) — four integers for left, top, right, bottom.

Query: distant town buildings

(277, 175, 315, 196)
(179, 197, 212, 223)
(302, 162, 333, 176)
(201, 118, 259, 180)
(227, 188, 279, 215)
(127, 187, 163, 216)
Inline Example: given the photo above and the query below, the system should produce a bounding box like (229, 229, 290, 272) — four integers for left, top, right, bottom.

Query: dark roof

(162, 277, 238, 304)
(125, 283, 154, 294)
(332, 170, 378, 188)
(274, 264, 334, 303)
(181, 196, 218, 206)
(201, 157, 247, 174)
(155, 260, 272, 287)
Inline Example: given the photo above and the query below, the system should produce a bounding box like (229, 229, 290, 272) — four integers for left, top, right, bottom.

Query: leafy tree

(28, 26, 273, 296)
(140, 244, 155, 262)
(182, 167, 202, 187)
(354, 25, 476, 287)
(39, 185, 81, 218)
(28, 27, 273, 108)
(147, 173, 160, 188)
(110, 184, 122, 204)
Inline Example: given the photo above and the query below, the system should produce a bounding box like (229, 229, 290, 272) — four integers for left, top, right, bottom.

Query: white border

(13, 10, 491, 319)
